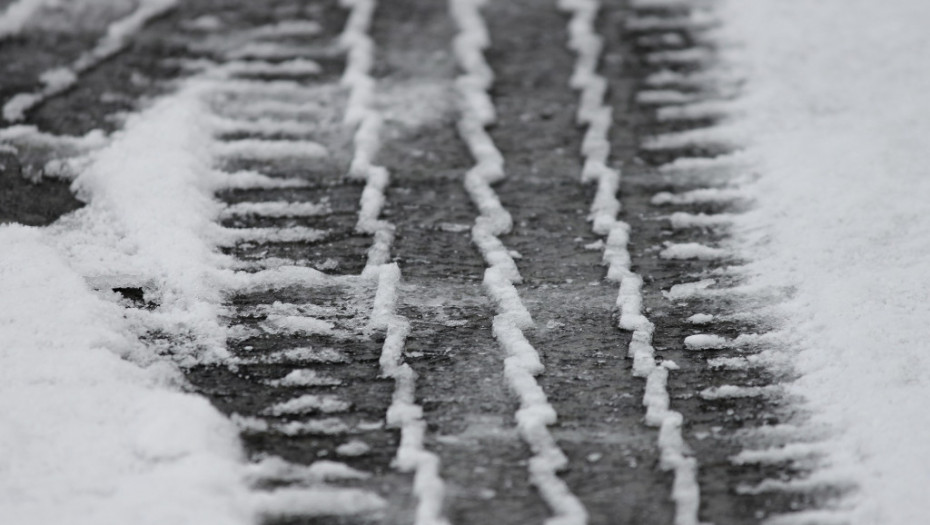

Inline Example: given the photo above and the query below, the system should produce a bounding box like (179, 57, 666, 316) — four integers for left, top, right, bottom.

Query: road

(0, 0, 835, 524)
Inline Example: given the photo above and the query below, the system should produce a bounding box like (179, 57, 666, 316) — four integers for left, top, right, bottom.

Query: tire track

(173, 2, 425, 522)
(450, 1, 588, 524)
(613, 2, 844, 523)
(339, 1, 450, 523)
(558, 2, 701, 524)
(370, 1, 556, 523)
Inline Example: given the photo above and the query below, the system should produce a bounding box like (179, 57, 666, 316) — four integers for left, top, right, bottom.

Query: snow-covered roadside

(715, 1, 930, 523)
(0, 82, 250, 523)
(0, 227, 251, 525)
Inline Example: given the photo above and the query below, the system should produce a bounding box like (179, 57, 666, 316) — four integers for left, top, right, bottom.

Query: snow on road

(0, 78, 253, 524)
(0, 0, 52, 38)
(560, 1, 700, 523)
(712, 0, 930, 523)
(452, 1, 587, 522)
(3, 0, 177, 121)
(0, 237, 246, 525)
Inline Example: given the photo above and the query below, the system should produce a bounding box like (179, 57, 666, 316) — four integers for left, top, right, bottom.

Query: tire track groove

(559, 2, 701, 524)
(451, 1, 588, 523)
(339, 1, 450, 523)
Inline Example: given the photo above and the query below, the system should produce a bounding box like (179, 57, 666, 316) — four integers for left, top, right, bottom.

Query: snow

(223, 59, 322, 77)
(264, 369, 343, 387)
(646, 48, 712, 67)
(0, 0, 53, 38)
(731, 443, 826, 466)
(336, 440, 372, 457)
(275, 418, 351, 437)
(453, 1, 588, 523)
(636, 89, 702, 106)
(221, 201, 330, 219)
(215, 138, 329, 160)
(3, 0, 177, 121)
(699, 385, 779, 401)
(263, 395, 351, 416)
(226, 42, 318, 60)
(657, 100, 734, 122)
(211, 115, 319, 137)
(251, 487, 385, 519)
(642, 125, 738, 151)
(0, 226, 253, 525)
(687, 313, 714, 325)
(262, 315, 336, 336)
(220, 226, 328, 245)
(663, 279, 715, 300)
(716, 0, 930, 522)
(651, 188, 745, 205)
(668, 211, 733, 230)
(248, 20, 323, 39)
(370, 263, 450, 525)
(339, 0, 395, 275)
(222, 170, 311, 190)
(51, 81, 234, 363)
(626, 12, 716, 33)
(1, 28, 399, 519)
(560, 1, 701, 521)
(245, 457, 369, 483)
(683, 334, 727, 351)
(659, 242, 726, 261)
(337, 2, 450, 522)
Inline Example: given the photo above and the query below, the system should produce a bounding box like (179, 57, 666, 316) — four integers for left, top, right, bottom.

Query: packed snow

(716, 0, 930, 523)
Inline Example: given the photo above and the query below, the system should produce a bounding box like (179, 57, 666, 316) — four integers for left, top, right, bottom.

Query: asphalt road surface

(0, 0, 832, 524)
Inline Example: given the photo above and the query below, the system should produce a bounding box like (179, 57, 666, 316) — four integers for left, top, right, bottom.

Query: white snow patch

(0, 226, 253, 525)
(263, 395, 351, 416)
(0, 0, 54, 38)
(700, 385, 780, 400)
(336, 440, 372, 457)
(222, 201, 330, 219)
(252, 487, 385, 518)
(664, 279, 716, 300)
(687, 313, 714, 325)
(215, 139, 329, 160)
(264, 369, 343, 387)
(651, 188, 745, 205)
(636, 89, 702, 106)
(221, 170, 311, 190)
(238, 347, 348, 365)
(718, 0, 930, 522)
(668, 212, 734, 229)
(3, 0, 178, 121)
(684, 334, 728, 350)
(660, 242, 727, 261)
(559, 0, 700, 523)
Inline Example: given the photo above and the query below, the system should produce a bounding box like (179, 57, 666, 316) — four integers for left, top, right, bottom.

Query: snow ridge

(2, 0, 178, 121)
(451, 1, 588, 524)
(339, 0, 394, 277)
(338, 2, 450, 524)
(558, 1, 702, 524)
